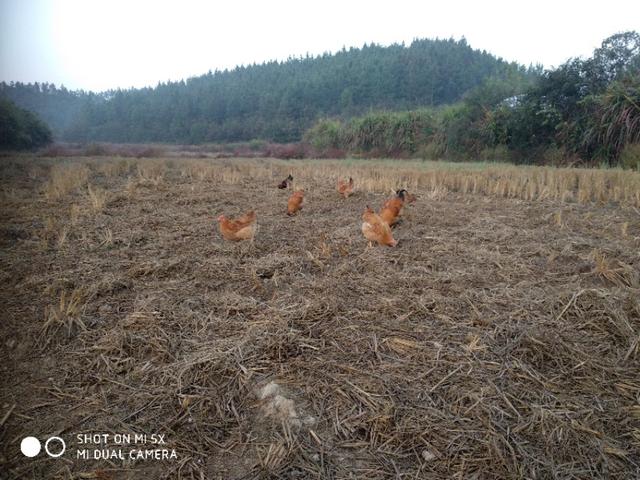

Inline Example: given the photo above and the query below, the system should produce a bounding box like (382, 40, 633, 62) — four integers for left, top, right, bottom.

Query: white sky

(1, 0, 639, 92)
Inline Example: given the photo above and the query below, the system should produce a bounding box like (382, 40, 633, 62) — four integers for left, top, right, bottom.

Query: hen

(287, 190, 304, 216)
(382, 189, 410, 209)
(362, 206, 397, 247)
(277, 174, 293, 189)
(337, 177, 354, 198)
(380, 189, 417, 226)
(379, 203, 402, 227)
(217, 210, 257, 242)
(380, 189, 407, 226)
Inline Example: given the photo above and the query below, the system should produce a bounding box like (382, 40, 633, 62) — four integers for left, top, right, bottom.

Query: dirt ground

(1, 157, 639, 479)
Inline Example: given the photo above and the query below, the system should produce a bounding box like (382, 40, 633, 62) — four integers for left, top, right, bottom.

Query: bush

(305, 109, 441, 158)
(417, 142, 446, 160)
(303, 119, 343, 150)
(480, 145, 511, 163)
(620, 143, 640, 170)
(541, 146, 567, 166)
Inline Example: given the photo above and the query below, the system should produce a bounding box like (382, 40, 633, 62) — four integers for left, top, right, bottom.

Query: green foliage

(1, 38, 534, 144)
(0, 97, 53, 150)
(583, 77, 640, 163)
(479, 145, 510, 163)
(588, 31, 640, 86)
(306, 109, 442, 157)
(478, 31, 640, 165)
(304, 70, 536, 160)
(619, 143, 640, 170)
(303, 119, 343, 150)
(303, 31, 640, 166)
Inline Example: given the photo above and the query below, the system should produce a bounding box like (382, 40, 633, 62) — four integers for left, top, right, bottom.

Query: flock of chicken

(216, 174, 416, 247)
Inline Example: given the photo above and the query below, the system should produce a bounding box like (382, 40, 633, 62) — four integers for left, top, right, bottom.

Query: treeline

(305, 32, 640, 167)
(0, 38, 536, 144)
(0, 98, 52, 150)
(0, 82, 88, 138)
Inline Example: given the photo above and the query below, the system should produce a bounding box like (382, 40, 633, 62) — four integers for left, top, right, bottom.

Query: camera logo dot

(20, 437, 41, 457)
(45, 436, 66, 458)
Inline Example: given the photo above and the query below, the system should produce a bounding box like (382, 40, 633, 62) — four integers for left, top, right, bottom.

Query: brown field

(1, 156, 639, 479)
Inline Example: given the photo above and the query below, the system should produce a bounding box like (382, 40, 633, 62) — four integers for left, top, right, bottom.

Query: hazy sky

(1, 0, 639, 92)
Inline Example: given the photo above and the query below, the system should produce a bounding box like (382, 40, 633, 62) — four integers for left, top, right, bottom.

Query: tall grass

(87, 184, 108, 212)
(169, 156, 640, 206)
(265, 159, 640, 207)
(136, 159, 166, 186)
(44, 164, 89, 200)
(33, 156, 640, 208)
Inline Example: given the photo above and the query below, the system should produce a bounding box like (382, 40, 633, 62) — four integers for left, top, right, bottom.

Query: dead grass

(44, 163, 90, 200)
(136, 158, 167, 186)
(1, 155, 639, 479)
(95, 158, 133, 177)
(41, 288, 87, 343)
(256, 159, 640, 207)
(87, 183, 108, 213)
(97, 227, 113, 247)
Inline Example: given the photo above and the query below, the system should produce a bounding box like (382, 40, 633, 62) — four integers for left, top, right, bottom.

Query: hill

(1, 38, 535, 144)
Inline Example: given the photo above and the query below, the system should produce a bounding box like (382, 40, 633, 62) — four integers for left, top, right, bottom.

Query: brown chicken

(287, 190, 304, 216)
(362, 206, 397, 247)
(217, 210, 257, 242)
(379, 203, 402, 226)
(337, 177, 354, 198)
(380, 189, 418, 226)
(382, 189, 409, 209)
(277, 174, 293, 189)
(379, 189, 408, 226)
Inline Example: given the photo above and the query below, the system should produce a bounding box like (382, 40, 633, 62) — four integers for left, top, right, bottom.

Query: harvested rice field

(1, 156, 639, 479)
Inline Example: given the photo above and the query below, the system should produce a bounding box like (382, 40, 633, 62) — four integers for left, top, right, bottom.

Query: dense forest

(0, 98, 52, 150)
(0, 38, 535, 144)
(305, 32, 640, 167)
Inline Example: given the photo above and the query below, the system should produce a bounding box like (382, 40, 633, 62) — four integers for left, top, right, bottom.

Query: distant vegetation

(1, 33, 638, 168)
(0, 98, 52, 150)
(305, 32, 640, 167)
(0, 38, 535, 144)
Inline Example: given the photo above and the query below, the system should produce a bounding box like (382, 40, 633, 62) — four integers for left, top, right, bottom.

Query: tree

(588, 31, 640, 85)
(0, 98, 53, 150)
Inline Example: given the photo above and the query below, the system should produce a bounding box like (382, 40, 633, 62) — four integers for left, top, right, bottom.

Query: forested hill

(0, 38, 537, 143)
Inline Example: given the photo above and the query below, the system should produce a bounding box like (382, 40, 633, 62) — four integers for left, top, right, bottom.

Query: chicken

(382, 189, 408, 210)
(217, 210, 257, 242)
(337, 177, 354, 198)
(362, 206, 397, 247)
(379, 189, 407, 226)
(234, 210, 256, 226)
(379, 203, 402, 227)
(287, 190, 304, 216)
(277, 174, 293, 189)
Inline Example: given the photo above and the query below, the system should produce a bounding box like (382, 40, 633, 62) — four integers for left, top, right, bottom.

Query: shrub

(620, 143, 640, 170)
(480, 145, 511, 163)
